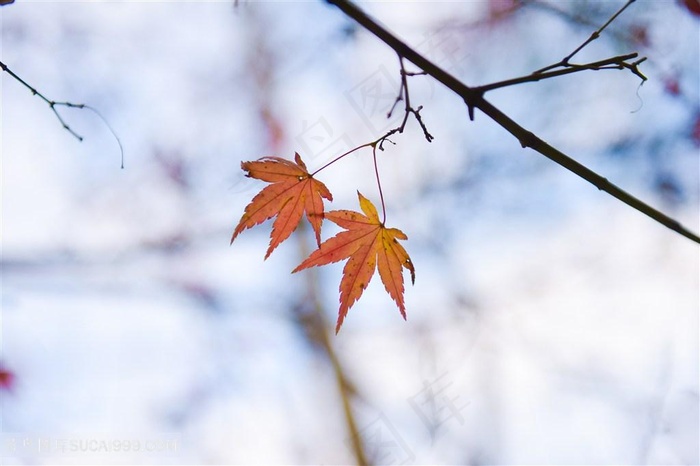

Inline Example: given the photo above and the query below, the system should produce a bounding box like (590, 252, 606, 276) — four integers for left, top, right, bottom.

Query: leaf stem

(310, 142, 375, 176)
(372, 144, 387, 224)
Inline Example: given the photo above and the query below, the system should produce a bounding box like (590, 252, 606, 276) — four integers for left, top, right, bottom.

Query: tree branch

(310, 56, 433, 181)
(386, 56, 433, 144)
(1, 60, 124, 168)
(535, 0, 637, 74)
(476, 53, 646, 93)
(325, 0, 700, 245)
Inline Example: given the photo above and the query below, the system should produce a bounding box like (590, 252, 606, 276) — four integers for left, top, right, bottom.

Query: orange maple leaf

(231, 152, 333, 258)
(293, 191, 415, 333)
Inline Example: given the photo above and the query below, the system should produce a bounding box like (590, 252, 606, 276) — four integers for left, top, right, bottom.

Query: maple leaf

(231, 152, 332, 258)
(293, 191, 415, 333)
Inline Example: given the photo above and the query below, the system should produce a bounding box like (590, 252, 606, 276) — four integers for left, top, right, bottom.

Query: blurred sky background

(1, 1, 699, 464)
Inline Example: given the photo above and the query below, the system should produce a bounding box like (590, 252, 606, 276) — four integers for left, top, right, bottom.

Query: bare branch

(311, 56, 433, 179)
(387, 56, 433, 143)
(535, 0, 637, 74)
(1, 60, 124, 168)
(476, 53, 646, 94)
(325, 0, 700, 245)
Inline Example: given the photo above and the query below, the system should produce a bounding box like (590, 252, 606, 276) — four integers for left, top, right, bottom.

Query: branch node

(519, 131, 538, 149)
(411, 106, 434, 142)
(378, 137, 396, 151)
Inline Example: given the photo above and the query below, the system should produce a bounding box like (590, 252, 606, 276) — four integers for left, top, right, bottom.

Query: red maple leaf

(231, 152, 332, 258)
(293, 192, 415, 333)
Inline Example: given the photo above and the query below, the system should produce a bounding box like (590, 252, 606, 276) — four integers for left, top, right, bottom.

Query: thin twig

(565, 0, 636, 62)
(524, 0, 647, 57)
(83, 104, 125, 169)
(386, 56, 433, 143)
(325, 0, 700, 245)
(396, 57, 412, 132)
(396, 57, 434, 142)
(1, 60, 124, 168)
(535, 0, 637, 74)
(386, 56, 407, 120)
(1, 60, 85, 140)
(411, 104, 434, 142)
(313, 54, 432, 186)
(476, 53, 646, 93)
(312, 58, 431, 178)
